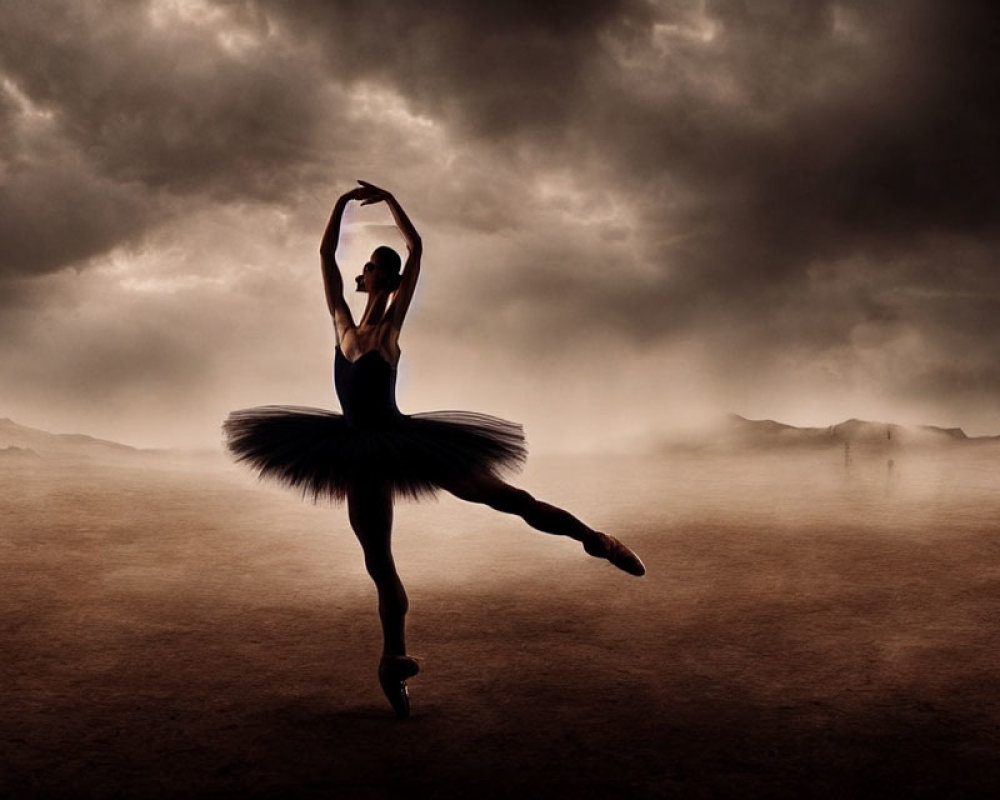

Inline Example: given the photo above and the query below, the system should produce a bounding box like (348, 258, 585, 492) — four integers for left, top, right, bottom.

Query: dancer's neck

(360, 292, 390, 327)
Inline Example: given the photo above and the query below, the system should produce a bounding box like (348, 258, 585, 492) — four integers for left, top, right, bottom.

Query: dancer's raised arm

(357, 181, 422, 331)
(319, 189, 362, 342)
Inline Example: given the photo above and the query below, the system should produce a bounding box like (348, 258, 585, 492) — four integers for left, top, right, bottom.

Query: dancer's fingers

(357, 179, 388, 194)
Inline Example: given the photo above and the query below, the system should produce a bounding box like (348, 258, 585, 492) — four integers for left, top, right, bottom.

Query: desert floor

(3, 450, 1000, 798)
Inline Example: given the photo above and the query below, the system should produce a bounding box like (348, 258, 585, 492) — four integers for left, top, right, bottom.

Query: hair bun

(373, 245, 402, 275)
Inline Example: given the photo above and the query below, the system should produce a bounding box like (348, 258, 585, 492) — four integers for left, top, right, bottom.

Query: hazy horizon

(6, 433, 1000, 796)
(2, 1, 998, 449)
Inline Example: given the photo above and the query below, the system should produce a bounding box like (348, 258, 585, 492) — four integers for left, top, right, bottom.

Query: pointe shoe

(378, 655, 420, 719)
(583, 532, 646, 576)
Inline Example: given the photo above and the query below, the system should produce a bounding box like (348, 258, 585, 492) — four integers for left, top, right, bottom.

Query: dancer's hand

(356, 179, 391, 206)
(336, 184, 379, 205)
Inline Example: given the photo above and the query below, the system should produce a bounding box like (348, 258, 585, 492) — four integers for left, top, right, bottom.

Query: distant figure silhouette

(224, 181, 644, 718)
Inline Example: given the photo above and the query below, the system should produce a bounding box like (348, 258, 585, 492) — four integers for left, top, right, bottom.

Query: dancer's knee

(365, 557, 407, 610)
(485, 485, 534, 515)
(362, 550, 396, 581)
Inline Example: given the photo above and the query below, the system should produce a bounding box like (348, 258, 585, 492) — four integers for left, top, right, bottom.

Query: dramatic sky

(1, 0, 997, 450)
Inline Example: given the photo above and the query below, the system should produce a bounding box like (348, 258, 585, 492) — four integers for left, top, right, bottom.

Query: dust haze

(4, 441, 1000, 797)
(3, 1, 999, 795)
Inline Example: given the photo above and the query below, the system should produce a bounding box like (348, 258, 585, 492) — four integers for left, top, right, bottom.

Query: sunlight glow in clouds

(1, 75, 54, 122)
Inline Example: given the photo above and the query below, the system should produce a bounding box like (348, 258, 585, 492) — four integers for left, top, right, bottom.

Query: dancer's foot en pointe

(378, 655, 420, 718)
(583, 532, 646, 576)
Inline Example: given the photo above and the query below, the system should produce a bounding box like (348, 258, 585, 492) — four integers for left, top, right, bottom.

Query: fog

(5, 447, 999, 795)
(5, 2, 999, 794)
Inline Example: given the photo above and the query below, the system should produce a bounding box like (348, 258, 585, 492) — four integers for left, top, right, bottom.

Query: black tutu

(223, 348, 526, 502)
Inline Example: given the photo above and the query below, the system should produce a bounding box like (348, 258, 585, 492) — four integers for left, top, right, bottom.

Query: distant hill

(0, 418, 224, 467)
(716, 415, 1000, 451)
(0, 418, 141, 461)
(0, 445, 42, 460)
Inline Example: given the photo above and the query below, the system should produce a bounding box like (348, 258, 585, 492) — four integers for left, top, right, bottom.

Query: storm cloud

(1, 0, 997, 446)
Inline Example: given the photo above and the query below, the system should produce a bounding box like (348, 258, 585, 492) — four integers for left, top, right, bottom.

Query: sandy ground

(3, 451, 1000, 798)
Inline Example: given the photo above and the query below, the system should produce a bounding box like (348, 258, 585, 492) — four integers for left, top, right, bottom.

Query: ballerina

(224, 180, 644, 718)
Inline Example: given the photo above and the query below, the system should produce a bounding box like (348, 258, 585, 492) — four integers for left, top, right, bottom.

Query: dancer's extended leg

(443, 474, 645, 576)
(347, 482, 419, 717)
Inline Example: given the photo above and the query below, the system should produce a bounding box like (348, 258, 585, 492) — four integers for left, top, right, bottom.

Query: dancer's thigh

(441, 472, 531, 513)
(347, 482, 394, 553)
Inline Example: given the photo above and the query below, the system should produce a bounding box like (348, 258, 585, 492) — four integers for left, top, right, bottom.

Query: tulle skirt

(223, 405, 526, 502)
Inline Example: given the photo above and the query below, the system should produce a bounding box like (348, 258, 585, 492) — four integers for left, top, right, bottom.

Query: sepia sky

(1, 0, 997, 450)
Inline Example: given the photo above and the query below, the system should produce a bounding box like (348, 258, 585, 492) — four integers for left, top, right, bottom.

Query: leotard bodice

(334, 348, 402, 427)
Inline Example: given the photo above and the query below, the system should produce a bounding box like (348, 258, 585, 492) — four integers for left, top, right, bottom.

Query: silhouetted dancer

(224, 181, 644, 718)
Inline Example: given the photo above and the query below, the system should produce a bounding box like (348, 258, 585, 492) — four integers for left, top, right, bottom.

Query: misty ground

(3, 448, 1000, 798)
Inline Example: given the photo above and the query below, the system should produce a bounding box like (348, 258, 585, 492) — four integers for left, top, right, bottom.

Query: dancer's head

(356, 246, 402, 294)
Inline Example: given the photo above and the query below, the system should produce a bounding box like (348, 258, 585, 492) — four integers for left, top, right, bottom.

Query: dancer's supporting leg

(347, 481, 419, 717)
(348, 481, 408, 654)
(443, 473, 645, 576)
